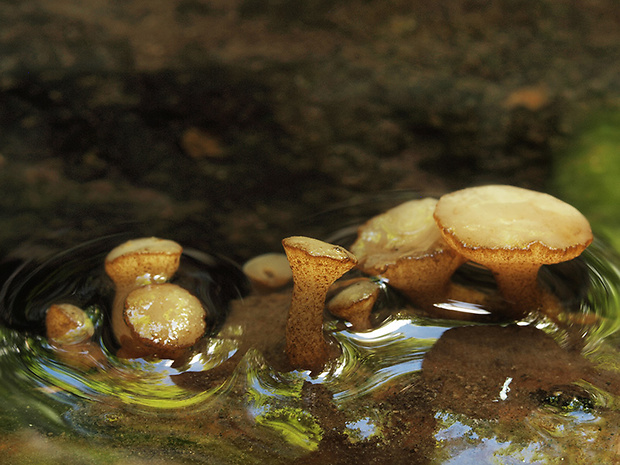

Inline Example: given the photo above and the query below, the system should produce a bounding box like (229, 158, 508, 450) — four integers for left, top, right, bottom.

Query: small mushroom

(327, 279, 381, 331)
(46, 303, 94, 345)
(350, 198, 466, 308)
(282, 236, 357, 372)
(123, 283, 206, 359)
(104, 237, 186, 356)
(105, 237, 183, 288)
(242, 253, 293, 292)
(434, 185, 593, 318)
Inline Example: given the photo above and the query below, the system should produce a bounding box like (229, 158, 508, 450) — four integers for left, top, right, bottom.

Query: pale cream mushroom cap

(434, 185, 593, 259)
(242, 253, 293, 290)
(283, 236, 357, 262)
(434, 185, 593, 317)
(105, 237, 183, 286)
(351, 198, 449, 271)
(124, 283, 206, 355)
(350, 198, 465, 307)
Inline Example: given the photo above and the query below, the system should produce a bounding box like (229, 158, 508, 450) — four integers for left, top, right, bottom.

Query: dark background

(1, 0, 618, 262)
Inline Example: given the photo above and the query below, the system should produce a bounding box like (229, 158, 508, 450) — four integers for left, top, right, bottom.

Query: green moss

(551, 109, 620, 251)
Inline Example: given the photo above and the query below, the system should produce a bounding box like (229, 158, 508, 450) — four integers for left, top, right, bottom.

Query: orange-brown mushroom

(434, 185, 593, 318)
(350, 198, 466, 308)
(105, 237, 183, 288)
(282, 236, 357, 372)
(104, 237, 191, 357)
(327, 279, 381, 331)
(45, 303, 94, 345)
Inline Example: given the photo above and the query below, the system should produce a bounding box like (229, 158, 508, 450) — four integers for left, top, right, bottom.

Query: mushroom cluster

(104, 237, 207, 359)
(234, 185, 594, 371)
(42, 185, 592, 374)
(351, 185, 593, 319)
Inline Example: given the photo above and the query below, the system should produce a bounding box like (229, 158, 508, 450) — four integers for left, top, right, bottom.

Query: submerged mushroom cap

(434, 185, 593, 262)
(105, 237, 183, 286)
(124, 283, 206, 354)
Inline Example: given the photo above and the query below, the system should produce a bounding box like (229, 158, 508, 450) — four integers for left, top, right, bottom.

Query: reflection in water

(0, 236, 619, 463)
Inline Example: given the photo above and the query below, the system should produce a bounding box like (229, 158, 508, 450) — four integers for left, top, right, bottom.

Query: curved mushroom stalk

(327, 279, 381, 331)
(434, 185, 593, 318)
(481, 259, 545, 314)
(282, 236, 357, 372)
(351, 198, 466, 309)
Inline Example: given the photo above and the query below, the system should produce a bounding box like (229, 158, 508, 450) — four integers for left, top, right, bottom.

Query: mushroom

(327, 279, 381, 331)
(282, 236, 357, 372)
(45, 303, 108, 370)
(123, 283, 206, 359)
(104, 237, 190, 356)
(433, 185, 593, 318)
(105, 237, 183, 287)
(46, 303, 94, 345)
(242, 253, 293, 293)
(350, 198, 466, 308)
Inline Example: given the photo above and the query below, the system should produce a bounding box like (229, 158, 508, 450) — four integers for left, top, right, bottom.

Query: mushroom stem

(282, 236, 357, 372)
(380, 252, 466, 308)
(489, 263, 544, 317)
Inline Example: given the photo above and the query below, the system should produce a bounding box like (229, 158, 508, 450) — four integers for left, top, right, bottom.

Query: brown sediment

(172, 291, 292, 391)
(422, 324, 620, 422)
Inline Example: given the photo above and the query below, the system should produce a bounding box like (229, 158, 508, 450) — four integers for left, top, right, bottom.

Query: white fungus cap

(242, 253, 293, 290)
(434, 185, 593, 260)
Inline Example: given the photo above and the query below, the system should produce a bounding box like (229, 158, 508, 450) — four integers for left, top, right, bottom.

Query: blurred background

(1, 0, 618, 262)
